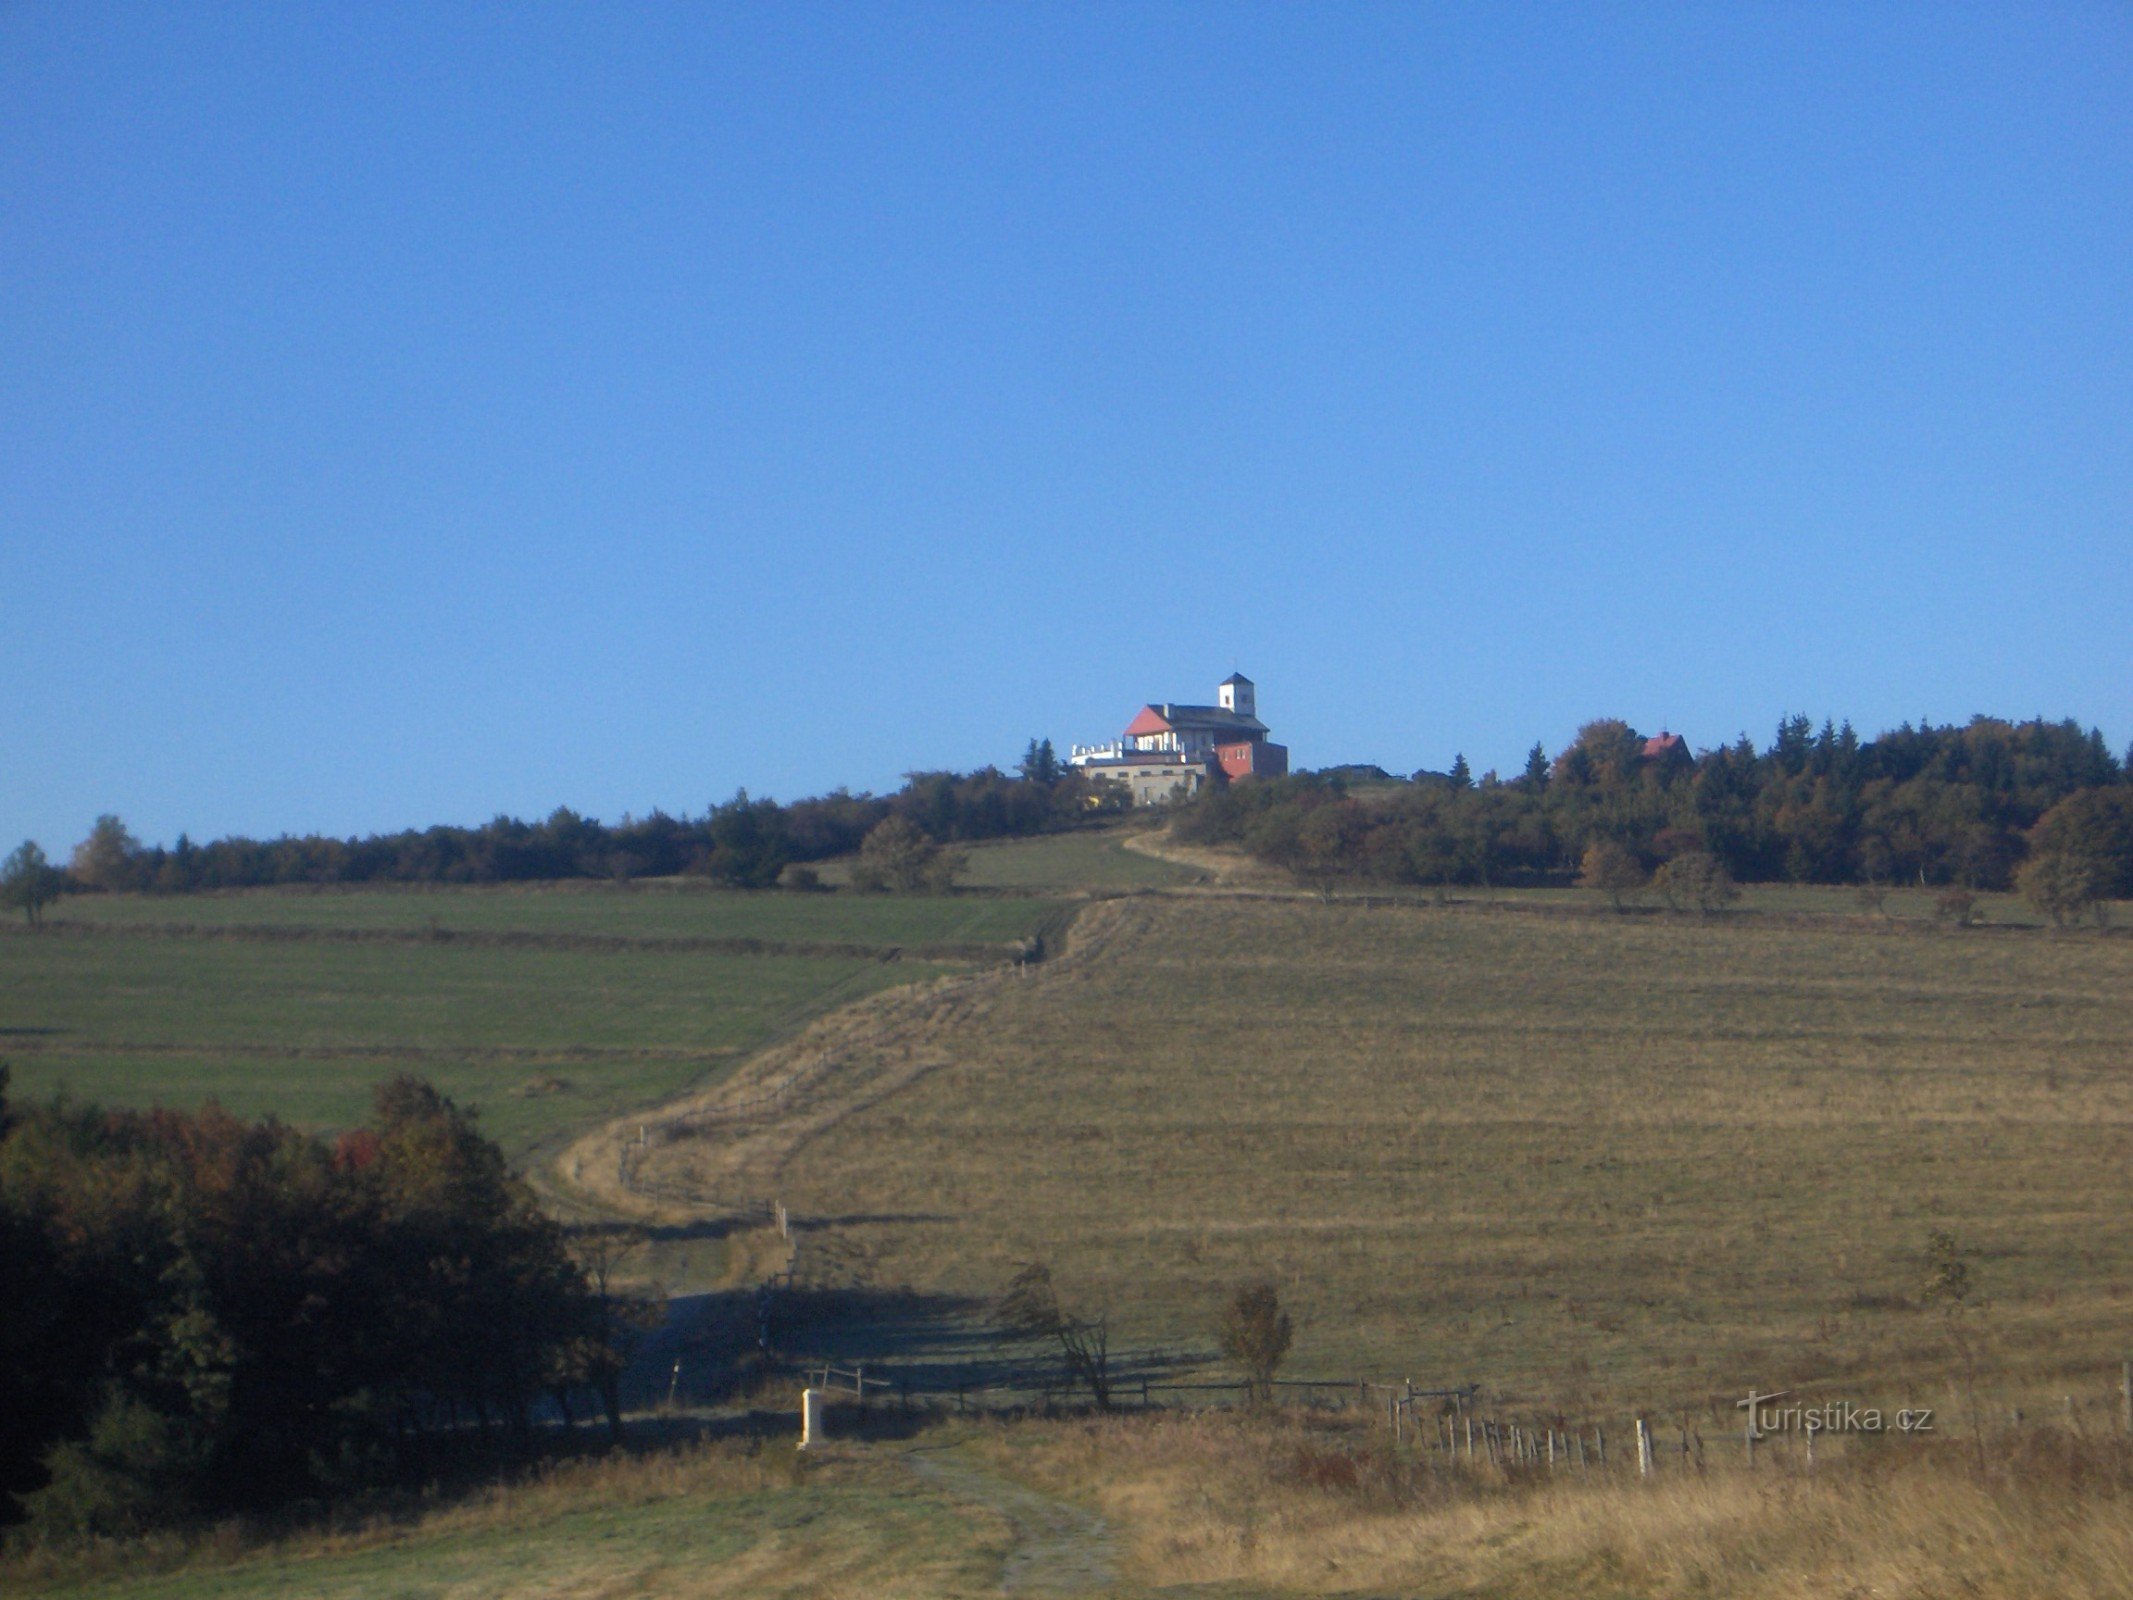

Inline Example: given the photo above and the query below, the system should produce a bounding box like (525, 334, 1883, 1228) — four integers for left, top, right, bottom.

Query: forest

(0, 1073, 647, 1537)
(1178, 715, 2133, 899)
(14, 743, 1105, 904)
(9, 719, 2133, 917)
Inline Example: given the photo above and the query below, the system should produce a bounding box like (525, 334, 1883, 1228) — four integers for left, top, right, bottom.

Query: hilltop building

(1640, 730, 1692, 775)
(1067, 672, 1290, 805)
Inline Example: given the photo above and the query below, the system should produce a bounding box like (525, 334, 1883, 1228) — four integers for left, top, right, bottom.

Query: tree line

(5, 742, 1111, 909)
(0, 1073, 653, 1539)
(1177, 715, 2133, 906)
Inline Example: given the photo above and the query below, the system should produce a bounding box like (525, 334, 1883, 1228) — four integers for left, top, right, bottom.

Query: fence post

(1596, 1424, 1606, 1467)
(2122, 1360, 2132, 1436)
(1636, 1417, 1653, 1476)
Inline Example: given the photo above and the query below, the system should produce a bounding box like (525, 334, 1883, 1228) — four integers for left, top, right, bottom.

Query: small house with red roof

(1641, 730, 1692, 775)
(1068, 673, 1290, 804)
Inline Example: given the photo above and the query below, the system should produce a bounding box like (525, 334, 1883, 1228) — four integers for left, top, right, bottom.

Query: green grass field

(953, 828, 1208, 891)
(803, 824, 1207, 893)
(8, 1440, 1012, 1600)
(0, 931, 953, 1160)
(46, 881, 1060, 949)
(0, 880, 1068, 1162)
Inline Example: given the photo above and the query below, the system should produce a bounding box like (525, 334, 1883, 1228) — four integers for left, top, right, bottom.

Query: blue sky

(3, 4, 2128, 851)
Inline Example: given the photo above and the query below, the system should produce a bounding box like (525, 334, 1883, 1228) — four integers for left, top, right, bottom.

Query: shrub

(1577, 841, 1646, 913)
(1654, 851, 1740, 916)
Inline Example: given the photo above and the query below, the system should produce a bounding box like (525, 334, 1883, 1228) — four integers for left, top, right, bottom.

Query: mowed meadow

(0, 882, 1065, 1164)
(650, 893, 2133, 1412)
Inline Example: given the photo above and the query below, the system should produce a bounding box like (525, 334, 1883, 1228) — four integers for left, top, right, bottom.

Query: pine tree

(1521, 742, 1549, 791)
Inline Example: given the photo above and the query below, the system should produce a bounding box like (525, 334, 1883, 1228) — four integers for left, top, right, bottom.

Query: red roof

(1123, 706, 1172, 738)
(1641, 732, 1687, 759)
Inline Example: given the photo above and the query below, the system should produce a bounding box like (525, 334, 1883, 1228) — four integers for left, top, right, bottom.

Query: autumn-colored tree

(69, 815, 141, 892)
(1578, 839, 1646, 913)
(2017, 848, 2099, 928)
(1554, 719, 1644, 789)
(0, 1076, 631, 1534)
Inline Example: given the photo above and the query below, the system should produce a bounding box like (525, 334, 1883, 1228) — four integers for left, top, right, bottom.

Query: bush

(1577, 841, 1646, 913)
(849, 817, 962, 894)
(2018, 849, 2101, 928)
(19, 1393, 201, 1541)
(1654, 851, 1740, 916)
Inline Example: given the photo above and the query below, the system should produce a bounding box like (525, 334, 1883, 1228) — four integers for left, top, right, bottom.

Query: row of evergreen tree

(36, 744, 1106, 899)
(1179, 715, 2133, 896)
(15, 719, 2133, 908)
(0, 1074, 648, 1538)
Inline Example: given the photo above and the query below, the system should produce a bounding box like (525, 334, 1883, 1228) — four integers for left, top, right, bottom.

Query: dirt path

(905, 1446, 1118, 1594)
(1120, 825, 1295, 892)
(554, 897, 1133, 1223)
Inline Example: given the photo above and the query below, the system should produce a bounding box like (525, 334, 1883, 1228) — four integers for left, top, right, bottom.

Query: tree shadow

(768, 1284, 1202, 1397)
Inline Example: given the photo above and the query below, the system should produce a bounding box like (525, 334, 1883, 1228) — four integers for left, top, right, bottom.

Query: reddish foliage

(332, 1127, 381, 1172)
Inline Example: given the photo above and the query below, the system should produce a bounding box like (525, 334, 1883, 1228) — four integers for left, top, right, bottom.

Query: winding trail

(554, 896, 1136, 1223)
(905, 1447, 1119, 1595)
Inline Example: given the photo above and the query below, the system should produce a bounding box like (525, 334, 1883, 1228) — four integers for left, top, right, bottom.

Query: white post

(800, 1387, 824, 1449)
(1636, 1416, 1653, 1476)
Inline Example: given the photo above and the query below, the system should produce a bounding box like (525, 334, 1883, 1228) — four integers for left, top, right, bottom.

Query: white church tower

(1218, 671, 1256, 719)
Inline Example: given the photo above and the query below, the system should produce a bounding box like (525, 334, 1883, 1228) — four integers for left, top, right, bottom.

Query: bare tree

(564, 1227, 662, 1442)
(997, 1262, 1112, 1409)
(1218, 1281, 1293, 1404)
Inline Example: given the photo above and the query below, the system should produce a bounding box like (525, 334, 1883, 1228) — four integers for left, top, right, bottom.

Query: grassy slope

(10, 1441, 1013, 1600)
(0, 931, 953, 1160)
(45, 882, 1059, 947)
(802, 825, 1207, 893)
(2, 876, 1071, 1162)
(653, 896, 2133, 1413)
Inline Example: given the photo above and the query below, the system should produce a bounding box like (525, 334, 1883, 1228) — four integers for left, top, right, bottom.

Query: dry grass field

(21, 1405, 2131, 1600)
(17, 863, 2133, 1597)
(644, 895, 2133, 1420)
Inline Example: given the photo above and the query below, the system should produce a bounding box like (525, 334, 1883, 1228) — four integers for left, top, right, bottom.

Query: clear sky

(3, 4, 2128, 852)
